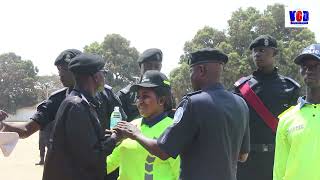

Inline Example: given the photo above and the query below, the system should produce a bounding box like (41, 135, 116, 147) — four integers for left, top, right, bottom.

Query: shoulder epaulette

(119, 84, 132, 94)
(283, 76, 301, 88)
(186, 90, 202, 97)
(49, 87, 68, 97)
(234, 75, 259, 88)
(77, 93, 92, 107)
(234, 76, 251, 87)
(104, 84, 112, 90)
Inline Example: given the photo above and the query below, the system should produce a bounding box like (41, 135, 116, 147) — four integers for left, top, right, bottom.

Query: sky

(0, 0, 319, 76)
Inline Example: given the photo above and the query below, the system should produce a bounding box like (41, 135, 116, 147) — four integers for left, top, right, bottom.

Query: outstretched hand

(0, 110, 8, 122)
(104, 129, 125, 144)
(113, 121, 141, 140)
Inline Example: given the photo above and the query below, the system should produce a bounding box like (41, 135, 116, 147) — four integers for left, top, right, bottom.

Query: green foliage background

(0, 4, 316, 112)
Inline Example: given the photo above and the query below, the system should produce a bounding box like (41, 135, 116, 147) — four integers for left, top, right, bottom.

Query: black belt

(251, 144, 274, 152)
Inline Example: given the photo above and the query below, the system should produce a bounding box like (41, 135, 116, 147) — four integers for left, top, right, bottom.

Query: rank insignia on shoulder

(234, 77, 250, 87)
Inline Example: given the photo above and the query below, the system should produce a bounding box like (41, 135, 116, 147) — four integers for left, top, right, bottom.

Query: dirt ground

(0, 128, 43, 180)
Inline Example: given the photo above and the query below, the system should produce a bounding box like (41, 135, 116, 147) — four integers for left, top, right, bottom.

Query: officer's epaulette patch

(104, 84, 112, 90)
(186, 90, 202, 97)
(49, 87, 68, 97)
(283, 76, 301, 88)
(119, 84, 132, 94)
(234, 76, 251, 87)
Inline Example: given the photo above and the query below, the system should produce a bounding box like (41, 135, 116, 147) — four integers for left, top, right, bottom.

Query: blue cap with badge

(294, 44, 320, 65)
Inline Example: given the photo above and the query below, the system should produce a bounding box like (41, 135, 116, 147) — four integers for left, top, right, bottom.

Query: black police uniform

(38, 118, 54, 164)
(34, 88, 69, 165)
(32, 49, 81, 130)
(33, 49, 82, 164)
(43, 53, 117, 180)
(117, 84, 139, 121)
(32, 88, 70, 129)
(235, 35, 301, 180)
(33, 49, 122, 131)
(118, 48, 163, 121)
(43, 89, 116, 180)
(96, 84, 125, 131)
(32, 49, 119, 167)
(157, 48, 250, 180)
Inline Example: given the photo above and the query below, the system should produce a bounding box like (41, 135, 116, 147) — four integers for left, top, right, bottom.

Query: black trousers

(237, 152, 274, 180)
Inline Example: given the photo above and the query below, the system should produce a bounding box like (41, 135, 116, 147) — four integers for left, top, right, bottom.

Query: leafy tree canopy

(170, 4, 315, 101)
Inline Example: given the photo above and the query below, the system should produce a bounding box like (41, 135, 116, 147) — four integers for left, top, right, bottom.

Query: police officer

(115, 48, 250, 180)
(0, 49, 122, 136)
(107, 70, 180, 180)
(274, 44, 320, 180)
(43, 53, 121, 180)
(36, 123, 53, 165)
(234, 35, 301, 180)
(0, 49, 81, 138)
(118, 48, 163, 121)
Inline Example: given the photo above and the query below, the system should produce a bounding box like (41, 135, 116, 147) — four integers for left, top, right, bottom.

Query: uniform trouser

(237, 151, 274, 180)
(39, 143, 47, 161)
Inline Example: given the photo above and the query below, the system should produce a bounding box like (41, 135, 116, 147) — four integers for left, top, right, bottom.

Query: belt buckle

(262, 144, 268, 152)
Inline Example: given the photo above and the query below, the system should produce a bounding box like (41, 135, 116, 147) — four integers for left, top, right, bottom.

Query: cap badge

(264, 38, 269, 47)
(141, 78, 150, 83)
(64, 54, 71, 63)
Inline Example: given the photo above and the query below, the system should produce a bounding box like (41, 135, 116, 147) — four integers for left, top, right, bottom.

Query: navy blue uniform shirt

(158, 83, 250, 180)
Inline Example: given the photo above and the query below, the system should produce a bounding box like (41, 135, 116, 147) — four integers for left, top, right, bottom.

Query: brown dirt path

(0, 127, 43, 180)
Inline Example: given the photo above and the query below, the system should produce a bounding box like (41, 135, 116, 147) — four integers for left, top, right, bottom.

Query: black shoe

(35, 161, 44, 165)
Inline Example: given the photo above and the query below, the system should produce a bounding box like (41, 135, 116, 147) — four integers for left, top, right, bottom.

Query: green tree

(169, 62, 192, 102)
(170, 4, 315, 102)
(227, 4, 315, 86)
(35, 75, 62, 101)
(180, 26, 227, 64)
(84, 34, 140, 91)
(0, 53, 39, 113)
(169, 27, 227, 101)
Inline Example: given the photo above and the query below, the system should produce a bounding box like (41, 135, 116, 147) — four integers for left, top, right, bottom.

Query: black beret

(54, 49, 82, 65)
(68, 53, 105, 74)
(130, 70, 170, 92)
(294, 44, 320, 65)
(137, 48, 162, 65)
(189, 48, 228, 66)
(249, 35, 277, 50)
